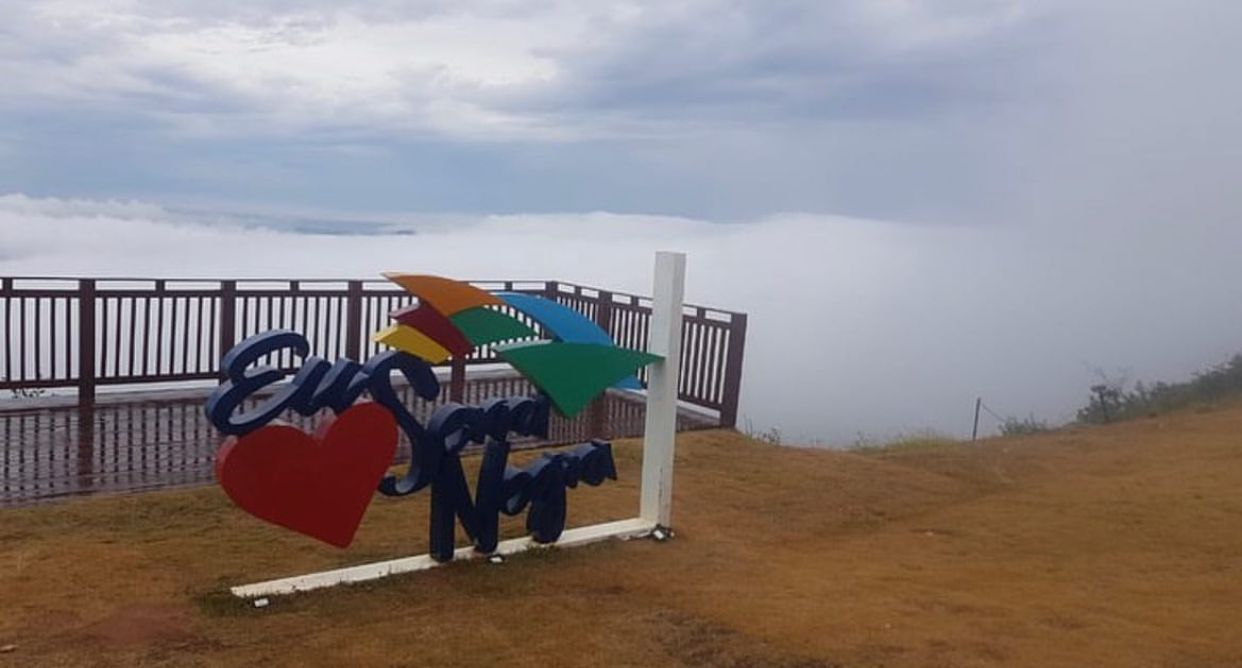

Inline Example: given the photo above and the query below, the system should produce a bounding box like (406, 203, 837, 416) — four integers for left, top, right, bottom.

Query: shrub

(1000, 415, 1051, 436)
(1077, 354, 1242, 424)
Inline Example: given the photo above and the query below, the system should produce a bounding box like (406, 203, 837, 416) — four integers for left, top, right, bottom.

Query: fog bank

(4, 194, 1240, 445)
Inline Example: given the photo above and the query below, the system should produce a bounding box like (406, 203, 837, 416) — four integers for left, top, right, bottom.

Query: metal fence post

(719, 312, 747, 429)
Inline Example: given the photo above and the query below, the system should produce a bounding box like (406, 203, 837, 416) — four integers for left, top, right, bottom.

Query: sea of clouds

(3, 193, 1241, 445)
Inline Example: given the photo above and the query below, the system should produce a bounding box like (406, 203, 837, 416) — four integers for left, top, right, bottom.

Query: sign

(205, 257, 685, 597)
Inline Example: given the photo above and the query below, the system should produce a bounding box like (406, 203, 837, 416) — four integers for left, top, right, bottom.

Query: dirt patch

(76, 604, 196, 648)
(650, 610, 839, 668)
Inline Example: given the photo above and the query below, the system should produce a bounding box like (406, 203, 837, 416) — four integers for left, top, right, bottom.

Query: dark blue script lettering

(205, 330, 616, 559)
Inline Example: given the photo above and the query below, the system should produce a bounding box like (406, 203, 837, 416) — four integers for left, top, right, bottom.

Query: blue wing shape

(496, 292, 642, 390)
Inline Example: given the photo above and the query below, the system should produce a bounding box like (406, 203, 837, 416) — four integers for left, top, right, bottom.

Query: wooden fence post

(218, 280, 236, 371)
(345, 280, 363, 361)
(449, 358, 466, 403)
(77, 279, 96, 409)
(972, 397, 982, 441)
(595, 290, 613, 335)
(719, 312, 747, 429)
(76, 279, 97, 487)
(588, 290, 614, 437)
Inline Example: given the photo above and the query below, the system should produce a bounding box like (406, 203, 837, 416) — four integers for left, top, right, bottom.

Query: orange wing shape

(381, 273, 504, 316)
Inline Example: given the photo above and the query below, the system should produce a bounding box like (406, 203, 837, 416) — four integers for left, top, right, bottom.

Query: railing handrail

(0, 277, 742, 314)
(0, 275, 747, 426)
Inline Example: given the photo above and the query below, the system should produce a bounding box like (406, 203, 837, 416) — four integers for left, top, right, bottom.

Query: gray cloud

(507, 2, 1044, 125)
(2, 0, 1236, 224)
(0, 1, 1057, 218)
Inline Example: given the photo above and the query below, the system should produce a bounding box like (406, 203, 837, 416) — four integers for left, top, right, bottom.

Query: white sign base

(232, 518, 657, 598)
(230, 252, 686, 599)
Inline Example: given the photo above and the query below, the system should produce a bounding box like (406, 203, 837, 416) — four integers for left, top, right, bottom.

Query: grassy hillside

(2, 408, 1241, 667)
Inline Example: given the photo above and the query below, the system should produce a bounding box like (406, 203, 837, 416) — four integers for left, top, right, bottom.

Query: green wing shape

(494, 341, 662, 418)
(449, 306, 537, 346)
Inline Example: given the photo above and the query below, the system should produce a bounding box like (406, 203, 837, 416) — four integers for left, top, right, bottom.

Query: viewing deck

(0, 373, 719, 506)
(1, 276, 746, 506)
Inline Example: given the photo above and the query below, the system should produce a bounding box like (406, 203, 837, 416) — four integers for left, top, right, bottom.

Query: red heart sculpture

(215, 402, 398, 548)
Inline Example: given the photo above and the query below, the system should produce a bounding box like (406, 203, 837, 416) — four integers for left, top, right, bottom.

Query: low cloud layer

(5, 194, 1241, 444)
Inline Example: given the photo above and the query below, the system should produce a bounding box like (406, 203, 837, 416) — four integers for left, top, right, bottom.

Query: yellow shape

(381, 273, 503, 316)
(372, 324, 452, 364)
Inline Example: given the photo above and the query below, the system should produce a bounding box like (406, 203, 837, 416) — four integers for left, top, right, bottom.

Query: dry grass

(2, 405, 1242, 667)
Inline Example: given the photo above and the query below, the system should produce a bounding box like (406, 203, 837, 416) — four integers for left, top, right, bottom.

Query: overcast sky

(2, 1, 1241, 443)
(3, 1, 1238, 222)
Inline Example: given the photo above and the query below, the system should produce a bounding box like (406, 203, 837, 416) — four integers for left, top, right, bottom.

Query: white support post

(640, 251, 686, 528)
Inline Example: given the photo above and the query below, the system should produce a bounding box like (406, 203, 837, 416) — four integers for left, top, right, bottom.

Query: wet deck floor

(1, 374, 717, 506)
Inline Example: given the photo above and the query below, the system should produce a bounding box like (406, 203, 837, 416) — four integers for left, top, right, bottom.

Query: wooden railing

(0, 277, 747, 426)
